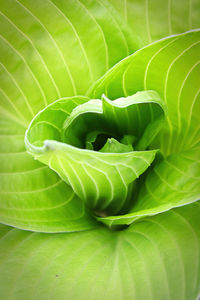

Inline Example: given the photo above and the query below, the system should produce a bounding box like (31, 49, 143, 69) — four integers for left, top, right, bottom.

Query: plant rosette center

(25, 90, 166, 219)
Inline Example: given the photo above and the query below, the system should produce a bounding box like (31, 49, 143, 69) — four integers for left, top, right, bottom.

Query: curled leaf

(25, 91, 165, 215)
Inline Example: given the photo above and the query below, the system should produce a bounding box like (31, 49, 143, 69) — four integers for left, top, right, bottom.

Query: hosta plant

(0, 1, 200, 299)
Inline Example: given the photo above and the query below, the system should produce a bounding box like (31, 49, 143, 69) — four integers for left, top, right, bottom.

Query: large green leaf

(90, 30, 200, 226)
(0, 97, 97, 232)
(0, 201, 200, 300)
(109, 0, 200, 47)
(0, 0, 136, 232)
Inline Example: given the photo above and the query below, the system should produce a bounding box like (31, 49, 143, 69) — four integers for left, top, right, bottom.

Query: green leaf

(0, 201, 200, 300)
(0, 0, 136, 232)
(91, 30, 200, 154)
(99, 138, 134, 153)
(98, 146, 200, 226)
(109, 0, 200, 47)
(91, 30, 200, 226)
(0, 96, 97, 232)
(25, 92, 163, 215)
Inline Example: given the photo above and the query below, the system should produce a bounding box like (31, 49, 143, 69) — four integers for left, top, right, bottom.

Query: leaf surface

(25, 92, 163, 214)
(0, 201, 200, 300)
(109, 0, 200, 47)
(91, 30, 200, 226)
(0, 0, 136, 231)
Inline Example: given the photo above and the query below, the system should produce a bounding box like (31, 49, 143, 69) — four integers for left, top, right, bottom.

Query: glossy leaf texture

(90, 30, 200, 226)
(0, 202, 200, 300)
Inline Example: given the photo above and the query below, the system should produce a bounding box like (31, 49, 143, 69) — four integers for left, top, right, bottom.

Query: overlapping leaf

(25, 91, 164, 214)
(91, 30, 200, 226)
(0, 0, 135, 232)
(0, 201, 200, 300)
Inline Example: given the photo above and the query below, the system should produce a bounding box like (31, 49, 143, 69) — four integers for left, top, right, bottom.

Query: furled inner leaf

(25, 90, 165, 215)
